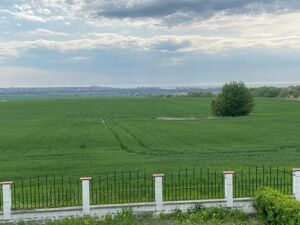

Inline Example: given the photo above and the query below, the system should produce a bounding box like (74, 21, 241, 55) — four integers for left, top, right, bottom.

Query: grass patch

(14, 208, 261, 225)
(0, 97, 300, 179)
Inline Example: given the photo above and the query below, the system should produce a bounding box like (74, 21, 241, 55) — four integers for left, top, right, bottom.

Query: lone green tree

(211, 81, 254, 117)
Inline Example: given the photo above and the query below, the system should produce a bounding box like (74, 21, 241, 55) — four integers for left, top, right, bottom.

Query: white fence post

(224, 171, 234, 207)
(1, 181, 13, 220)
(80, 177, 92, 215)
(293, 169, 300, 201)
(153, 174, 164, 212)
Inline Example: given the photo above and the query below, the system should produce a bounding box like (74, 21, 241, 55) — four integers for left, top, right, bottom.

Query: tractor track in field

(101, 118, 135, 153)
(100, 118, 162, 155)
(106, 126, 133, 153)
(111, 120, 169, 155)
(111, 120, 149, 150)
(100, 118, 195, 156)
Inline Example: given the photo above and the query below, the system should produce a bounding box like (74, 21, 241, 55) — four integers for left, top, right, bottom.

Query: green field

(0, 97, 300, 180)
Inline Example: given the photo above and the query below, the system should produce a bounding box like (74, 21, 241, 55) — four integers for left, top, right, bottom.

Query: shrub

(211, 81, 254, 117)
(159, 207, 248, 224)
(187, 207, 248, 224)
(254, 187, 300, 225)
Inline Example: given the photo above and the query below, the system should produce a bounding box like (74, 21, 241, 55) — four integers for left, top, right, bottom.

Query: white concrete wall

(293, 169, 300, 200)
(0, 198, 255, 222)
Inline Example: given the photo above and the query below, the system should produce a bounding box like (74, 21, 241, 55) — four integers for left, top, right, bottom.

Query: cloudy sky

(1, 0, 300, 87)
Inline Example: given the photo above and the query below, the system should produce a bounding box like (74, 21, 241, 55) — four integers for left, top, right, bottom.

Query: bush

(255, 187, 300, 225)
(187, 207, 248, 224)
(211, 81, 254, 117)
(159, 207, 249, 224)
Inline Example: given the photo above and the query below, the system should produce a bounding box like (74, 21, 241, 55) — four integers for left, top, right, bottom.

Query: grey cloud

(93, 0, 300, 21)
(16, 0, 300, 26)
(152, 39, 191, 51)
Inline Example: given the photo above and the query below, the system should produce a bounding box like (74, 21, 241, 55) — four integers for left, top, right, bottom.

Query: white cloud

(68, 56, 92, 62)
(1, 1, 300, 58)
(1, 29, 300, 59)
(36, 8, 52, 15)
(0, 9, 46, 22)
(26, 28, 70, 37)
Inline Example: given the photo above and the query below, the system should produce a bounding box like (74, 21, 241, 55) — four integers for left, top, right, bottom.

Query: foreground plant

(255, 187, 300, 225)
(15, 207, 260, 225)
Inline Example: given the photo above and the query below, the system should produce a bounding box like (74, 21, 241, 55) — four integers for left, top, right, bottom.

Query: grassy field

(0, 97, 300, 180)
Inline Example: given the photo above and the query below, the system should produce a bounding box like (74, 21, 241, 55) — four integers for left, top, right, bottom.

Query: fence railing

(11, 177, 82, 210)
(234, 166, 293, 198)
(164, 169, 224, 201)
(1, 166, 300, 220)
(90, 172, 154, 205)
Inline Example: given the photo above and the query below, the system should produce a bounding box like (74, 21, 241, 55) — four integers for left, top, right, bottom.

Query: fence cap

(80, 177, 92, 181)
(293, 168, 300, 172)
(153, 174, 165, 177)
(223, 171, 235, 174)
(0, 181, 13, 185)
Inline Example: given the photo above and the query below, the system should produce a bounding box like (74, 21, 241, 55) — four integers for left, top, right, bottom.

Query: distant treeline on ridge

(250, 86, 300, 98)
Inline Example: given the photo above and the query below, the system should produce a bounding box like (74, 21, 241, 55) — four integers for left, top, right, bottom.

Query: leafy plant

(211, 81, 254, 117)
(255, 187, 300, 225)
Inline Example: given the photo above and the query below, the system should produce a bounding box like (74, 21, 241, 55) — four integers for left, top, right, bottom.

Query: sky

(1, 0, 300, 87)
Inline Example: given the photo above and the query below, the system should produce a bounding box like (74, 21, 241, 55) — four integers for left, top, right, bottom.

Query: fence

(234, 166, 293, 198)
(90, 172, 154, 205)
(1, 167, 300, 221)
(163, 168, 225, 201)
(11, 177, 82, 210)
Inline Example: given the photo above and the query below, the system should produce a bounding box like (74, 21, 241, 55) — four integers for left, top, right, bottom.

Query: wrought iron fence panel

(90, 171, 154, 205)
(11, 176, 82, 210)
(163, 168, 224, 201)
(234, 166, 293, 198)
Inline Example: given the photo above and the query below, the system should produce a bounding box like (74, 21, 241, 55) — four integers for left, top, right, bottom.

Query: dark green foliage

(250, 87, 281, 97)
(280, 86, 300, 98)
(187, 91, 215, 97)
(211, 82, 254, 117)
(250, 86, 300, 98)
(255, 188, 300, 225)
(15, 208, 258, 225)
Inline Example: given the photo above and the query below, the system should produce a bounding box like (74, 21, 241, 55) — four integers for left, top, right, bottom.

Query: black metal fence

(234, 166, 293, 198)
(90, 172, 154, 205)
(11, 176, 82, 210)
(0, 166, 294, 211)
(164, 168, 224, 201)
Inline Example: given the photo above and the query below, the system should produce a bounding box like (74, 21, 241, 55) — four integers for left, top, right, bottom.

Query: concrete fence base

(0, 198, 255, 222)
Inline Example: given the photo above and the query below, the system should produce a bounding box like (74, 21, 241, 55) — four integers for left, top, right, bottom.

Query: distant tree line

(250, 86, 300, 98)
(144, 91, 215, 98)
(187, 92, 215, 97)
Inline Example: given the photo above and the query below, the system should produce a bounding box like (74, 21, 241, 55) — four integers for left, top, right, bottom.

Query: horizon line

(1, 81, 300, 89)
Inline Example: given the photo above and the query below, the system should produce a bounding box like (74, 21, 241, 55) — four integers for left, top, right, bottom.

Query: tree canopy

(211, 81, 254, 117)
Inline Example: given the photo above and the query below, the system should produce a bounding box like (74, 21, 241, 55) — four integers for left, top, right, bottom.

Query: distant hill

(0, 86, 221, 97)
